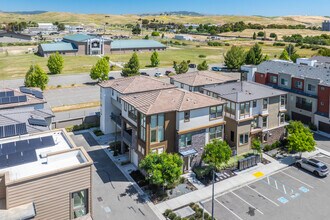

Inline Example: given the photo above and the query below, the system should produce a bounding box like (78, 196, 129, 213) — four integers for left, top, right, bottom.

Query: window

(321, 101, 324, 106)
(263, 98, 268, 110)
(209, 126, 223, 140)
(139, 113, 146, 142)
(179, 133, 192, 148)
(112, 89, 114, 96)
(239, 102, 250, 117)
(252, 100, 257, 108)
(280, 95, 286, 106)
(116, 96, 121, 104)
(128, 104, 137, 122)
(184, 111, 190, 122)
(189, 86, 193, 92)
(280, 78, 288, 86)
(181, 83, 184, 88)
(71, 189, 88, 218)
(239, 133, 249, 145)
(251, 117, 259, 129)
(124, 102, 127, 111)
(280, 113, 285, 124)
(262, 117, 268, 128)
(294, 80, 303, 89)
(150, 114, 165, 143)
(269, 75, 277, 84)
(226, 101, 236, 117)
(210, 105, 223, 119)
(230, 131, 235, 142)
(296, 96, 312, 112)
(307, 84, 316, 92)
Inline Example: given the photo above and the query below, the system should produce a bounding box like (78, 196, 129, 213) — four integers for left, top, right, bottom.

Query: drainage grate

(97, 197, 103, 202)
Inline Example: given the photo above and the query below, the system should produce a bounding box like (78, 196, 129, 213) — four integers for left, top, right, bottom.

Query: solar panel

(0, 92, 5, 98)
(28, 118, 48, 127)
(1, 97, 9, 104)
(16, 123, 27, 135)
(9, 96, 19, 103)
(0, 126, 4, 139)
(1, 142, 16, 155)
(23, 150, 38, 163)
(4, 125, 16, 137)
(18, 95, 27, 102)
(20, 87, 33, 94)
(33, 90, 43, 99)
(16, 140, 29, 152)
(41, 136, 55, 147)
(7, 152, 24, 167)
(5, 91, 14, 97)
(28, 138, 42, 149)
(0, 155, 7, 169)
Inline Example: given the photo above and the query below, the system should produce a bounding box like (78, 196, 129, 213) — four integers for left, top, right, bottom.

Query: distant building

(0, 31, 35, 42)
(65, 25, 85, 33)
(174, 35, 193, 41)
(296, 56, 330, 67)
(27, 23, 58, 35)
(322, 20, 330, 31)
(110, 39, 166, 53)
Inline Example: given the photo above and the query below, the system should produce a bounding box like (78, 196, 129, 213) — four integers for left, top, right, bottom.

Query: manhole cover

(97, 197, 103, 202)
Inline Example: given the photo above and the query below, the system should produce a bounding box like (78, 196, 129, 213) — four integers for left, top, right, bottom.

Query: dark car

(109, 76, 115, 80)
(212, 67, 221, 71)
(165, 70, 172, 76)
(140, 72, 150, 76)
(189, 64, 197, 68)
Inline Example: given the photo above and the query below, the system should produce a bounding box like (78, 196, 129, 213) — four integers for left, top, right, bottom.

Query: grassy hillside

(0, 12, 327, 26)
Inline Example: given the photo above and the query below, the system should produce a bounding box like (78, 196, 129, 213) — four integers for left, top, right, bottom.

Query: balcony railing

(110, 113, 121, 126)
(296, 103, 312, 112)
(123, 130, 132, 146)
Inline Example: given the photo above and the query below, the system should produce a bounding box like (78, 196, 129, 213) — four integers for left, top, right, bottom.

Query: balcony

(111, 113, 121, 126)
(296, 103, 312, 112)
(123, 129, 132, 146)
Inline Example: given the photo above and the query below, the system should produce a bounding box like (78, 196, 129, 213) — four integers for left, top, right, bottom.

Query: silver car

(296, 158, 329, 177)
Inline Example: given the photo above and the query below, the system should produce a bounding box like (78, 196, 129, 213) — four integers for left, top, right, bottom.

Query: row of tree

(283, 34, 330, 46)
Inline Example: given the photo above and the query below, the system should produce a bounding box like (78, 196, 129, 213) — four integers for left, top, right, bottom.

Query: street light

(211, 169, 215, 220)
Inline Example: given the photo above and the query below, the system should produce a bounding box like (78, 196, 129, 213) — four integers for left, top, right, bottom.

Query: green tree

(144, 35, 149, 40)
(57, 23, 65, 31)
(252, 43, 264, 64)
(279, 49, 291, 61)
(224, 46, 246, 69)
(132, 24, 141, 35)
(290, 53, 301, 63)
(203, 139, 232, 170)
(197, 60, 209, 71)
(245, 48, 256, 65)
(90, 57, 110, 81)
(47, 52, 64, 74)
(287, 121, 315, 158)
(253, 32, 257, 40)
(139, 153, 183, 190)
(150, 51, 160, 67)
(285, 44, 297, 57)
(24, 65, 49, 90)
(174, 60, 189, 74)
(161, 33, 165, 39)
(257, 31, 264, 37)
(151, 31, 160, 36)
(251, 138, 262, 159)
(269, 33, 277, 38)
(122, 53, 140, 77)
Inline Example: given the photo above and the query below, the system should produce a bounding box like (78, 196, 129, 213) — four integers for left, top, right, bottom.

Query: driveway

(70, 132, 158, 220)
(314, 133, 330, 152)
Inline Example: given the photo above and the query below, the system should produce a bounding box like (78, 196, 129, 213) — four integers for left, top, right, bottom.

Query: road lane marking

(280, 171, 314, 189)
(231, 191, 264, 215)
(215, 198, 244, 220)
(246, 185, 280, 207)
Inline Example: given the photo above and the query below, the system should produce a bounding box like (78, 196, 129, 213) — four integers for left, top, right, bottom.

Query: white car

(154, 72, 163, 77)
(296, 158, 329, 177)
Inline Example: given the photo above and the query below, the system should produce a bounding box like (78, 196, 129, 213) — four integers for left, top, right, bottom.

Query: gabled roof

(111, 40, 166, 50)
(204, 81, 287, 103)
(121, 88, 225, 115)
(40, 42, 78, 52)
(63, 33, 96, 42)
(170, 71, 238, 86)
(0, 88, 45, 110)
(99, 76, 175, 94)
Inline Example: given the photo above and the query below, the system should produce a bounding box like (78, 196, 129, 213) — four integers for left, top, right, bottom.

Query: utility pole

(211, 169, 215, 220)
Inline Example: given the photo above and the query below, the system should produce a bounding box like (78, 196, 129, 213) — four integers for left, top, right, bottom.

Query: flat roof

(121, 88, 225, 115)
(256, 60, 330, 86)
(0, 130, 90, 183)
(111, 40, 166, 50)
(170, 71, 238, 86)
(99, 75, 175, 94)
(204, 81, 287, 103)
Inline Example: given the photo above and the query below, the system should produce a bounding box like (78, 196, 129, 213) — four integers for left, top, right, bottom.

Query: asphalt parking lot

(202, 153, 330, 220)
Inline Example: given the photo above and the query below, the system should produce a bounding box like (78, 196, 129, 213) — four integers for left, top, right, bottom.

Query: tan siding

(0, 176, 6, 200)
(6, 166, 91, 220)
(237, 120, 253, 155)
(268, 96, 280, 128)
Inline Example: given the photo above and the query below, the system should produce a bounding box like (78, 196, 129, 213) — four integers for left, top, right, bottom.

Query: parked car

(140, 72, 150, 76)
(189, 63, 197, 68)
(211, 67, 221, 71)
(109, 76, 115, 80)
(165, 70, 172, 76)
(296, 158, 329, 177)
(154, 72, 163, 77)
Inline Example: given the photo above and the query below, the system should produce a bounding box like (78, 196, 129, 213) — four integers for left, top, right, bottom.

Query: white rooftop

(0, 131, 88, 182)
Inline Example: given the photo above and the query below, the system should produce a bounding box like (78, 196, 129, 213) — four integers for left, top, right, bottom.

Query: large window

(251, 117, 259, 129)
(307, 84, 316, 92)
(280, 113, 285, 124)
(209, 126, 223, 140)
(239, 133, 249, 145)
(269, 75, 277, 84)
(150, 114, 165, 143)
(225, 101, 236, 117)
(239, 102, 250, 118)
(263, 98, 268, 110)
(210, 105, 223, 120)
(262, 117, 268, 128)
(294, 80, 303, 89)
(280, 78, 288, 86)
(280, 95, 286, 107)
(128, 104, 137, 122)
(296, 96, 312, 112)
(71, 189, 88, 219)
(179, 133, 192, 149)
(140, 113, 146, 142)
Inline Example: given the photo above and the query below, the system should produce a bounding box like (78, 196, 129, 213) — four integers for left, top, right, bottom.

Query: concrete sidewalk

(155, 149, 325, 213)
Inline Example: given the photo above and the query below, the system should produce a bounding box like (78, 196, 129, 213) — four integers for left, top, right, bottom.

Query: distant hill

(1, 10, 47, 15)
(141, 11, 204, 16)
(0, 11, 327, 26)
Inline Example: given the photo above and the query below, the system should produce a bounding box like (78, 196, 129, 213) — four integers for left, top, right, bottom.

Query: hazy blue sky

(1, 0, 329, 16)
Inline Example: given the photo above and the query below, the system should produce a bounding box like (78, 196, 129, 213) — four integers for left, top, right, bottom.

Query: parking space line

(231, 191, 264, 215)
(215, 198, 244, 220)
(283, 185, 287, 194)
(246, 185, 280, 207)
(280, 171, 314, 189)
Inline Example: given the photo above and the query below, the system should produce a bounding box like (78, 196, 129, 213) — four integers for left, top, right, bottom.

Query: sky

(0, 0, 329, 16)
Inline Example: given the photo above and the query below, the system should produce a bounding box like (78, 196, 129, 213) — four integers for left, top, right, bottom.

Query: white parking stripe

(215, 198, 244, 220)
(283, 185, 287, 194)
(231, 191, 264, 215)
(280, 171, 314, 189)
(246, 185, 280, 207)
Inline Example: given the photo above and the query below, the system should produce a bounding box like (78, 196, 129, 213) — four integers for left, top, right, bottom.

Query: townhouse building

(204, 81, 287, 155)
(169, 70, 239, 93)
(120, 88, 226, 171)
(244, 60, 330, 135)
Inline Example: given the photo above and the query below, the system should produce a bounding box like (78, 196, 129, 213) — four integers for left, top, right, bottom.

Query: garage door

(131, 150, 139, 167)
(291, 112, 312, 124)
(319, 121, 330, 134)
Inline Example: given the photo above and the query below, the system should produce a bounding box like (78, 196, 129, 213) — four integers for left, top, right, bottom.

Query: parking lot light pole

(211, 169, 215, 220)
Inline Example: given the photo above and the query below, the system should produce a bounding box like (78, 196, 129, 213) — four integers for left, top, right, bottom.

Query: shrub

(204, 212, 210, 219)
(258, 42, 264, 44)
(273, 42, 285, 46)
(225, 43, 230, 46)
(164, 209, 172, 217)
(309, 123, 317, 131)
(173, 216, 181, 220)
(207, 41, 223, 46)
(168, 212, 177, 220)
(93, 129, 104, 136)
(199, 54, 206, 58)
